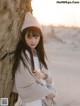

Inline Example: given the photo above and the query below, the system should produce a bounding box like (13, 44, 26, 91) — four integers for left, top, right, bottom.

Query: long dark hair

(12, 26, 48, 79)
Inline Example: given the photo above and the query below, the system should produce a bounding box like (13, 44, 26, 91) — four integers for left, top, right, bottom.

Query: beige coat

(14, 51, 53, 103)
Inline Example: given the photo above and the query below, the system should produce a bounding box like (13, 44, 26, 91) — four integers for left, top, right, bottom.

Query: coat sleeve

(41, 65, 56, 95)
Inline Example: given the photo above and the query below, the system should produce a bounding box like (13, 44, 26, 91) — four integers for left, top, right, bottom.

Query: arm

(41, 65, 57, 98)
(15, 59, 53, 102)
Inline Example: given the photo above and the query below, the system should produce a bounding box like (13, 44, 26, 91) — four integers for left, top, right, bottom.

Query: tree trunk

(0, 0, 32, 105)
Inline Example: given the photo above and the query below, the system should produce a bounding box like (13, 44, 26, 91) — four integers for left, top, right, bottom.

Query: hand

(46, 93, 55, 99)
(33, 70, 47, 79)
(33, 70, 41, 79)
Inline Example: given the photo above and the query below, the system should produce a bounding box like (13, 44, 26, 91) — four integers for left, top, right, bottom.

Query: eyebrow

(28, 32, 40, 37)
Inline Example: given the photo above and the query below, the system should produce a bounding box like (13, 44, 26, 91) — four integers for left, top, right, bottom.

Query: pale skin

(25, 33, 55, 99)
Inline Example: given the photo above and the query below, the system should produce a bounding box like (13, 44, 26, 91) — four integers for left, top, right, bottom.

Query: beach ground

(45, 40, 80, 106)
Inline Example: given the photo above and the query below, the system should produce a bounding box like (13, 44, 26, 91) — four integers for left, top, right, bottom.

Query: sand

(44, 40, 80, 106)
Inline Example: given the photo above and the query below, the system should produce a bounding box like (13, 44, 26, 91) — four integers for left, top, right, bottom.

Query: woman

(12, 12, 56, 106)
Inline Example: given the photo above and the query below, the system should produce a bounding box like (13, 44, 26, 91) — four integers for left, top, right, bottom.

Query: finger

(33, 71, 37, 73)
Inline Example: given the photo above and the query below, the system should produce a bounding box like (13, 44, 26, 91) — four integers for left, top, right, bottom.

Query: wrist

(42, 73, 48, 79)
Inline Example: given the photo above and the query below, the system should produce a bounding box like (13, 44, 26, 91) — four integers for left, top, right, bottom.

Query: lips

(31, 44, 35, 46)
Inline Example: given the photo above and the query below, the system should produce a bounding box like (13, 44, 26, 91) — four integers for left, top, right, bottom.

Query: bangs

(27, 31, 40, 37)
(21, 26, 41, 38)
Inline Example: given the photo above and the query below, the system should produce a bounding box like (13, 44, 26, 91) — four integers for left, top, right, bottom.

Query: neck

(31, 49, 34, 54)
(31, 49, 37, 56)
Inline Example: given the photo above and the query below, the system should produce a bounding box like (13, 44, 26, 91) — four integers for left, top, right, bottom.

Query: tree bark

(0, 0, 32, 105)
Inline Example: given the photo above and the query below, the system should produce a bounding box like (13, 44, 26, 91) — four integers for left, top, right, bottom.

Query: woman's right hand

(46, 93, 55, 99)
(33, 70, 47, 79)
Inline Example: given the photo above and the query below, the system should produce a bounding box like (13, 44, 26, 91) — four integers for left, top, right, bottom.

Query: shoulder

(21, 50, 30, 60)
(25, 50, 30, 58)
(19, 50, 31, 67)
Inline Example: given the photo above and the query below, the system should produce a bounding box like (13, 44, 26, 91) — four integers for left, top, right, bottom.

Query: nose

(31, 37, 36, 43)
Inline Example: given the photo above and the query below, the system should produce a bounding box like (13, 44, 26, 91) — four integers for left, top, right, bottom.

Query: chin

(30, 47, 35, 49)
(31, 46, 36, 49)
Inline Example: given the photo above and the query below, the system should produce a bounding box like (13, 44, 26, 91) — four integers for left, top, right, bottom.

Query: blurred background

(31, 0, 80, 106)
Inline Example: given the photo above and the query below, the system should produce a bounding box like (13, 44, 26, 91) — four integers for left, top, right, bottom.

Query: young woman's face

(25, 32, 40, 50)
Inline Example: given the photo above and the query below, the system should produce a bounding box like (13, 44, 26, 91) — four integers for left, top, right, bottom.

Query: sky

(31, 0, 80, 27)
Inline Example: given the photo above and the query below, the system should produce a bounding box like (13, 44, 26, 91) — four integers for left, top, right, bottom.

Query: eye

(35, 37, 39, 39)
(28, 36, 33, 39)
